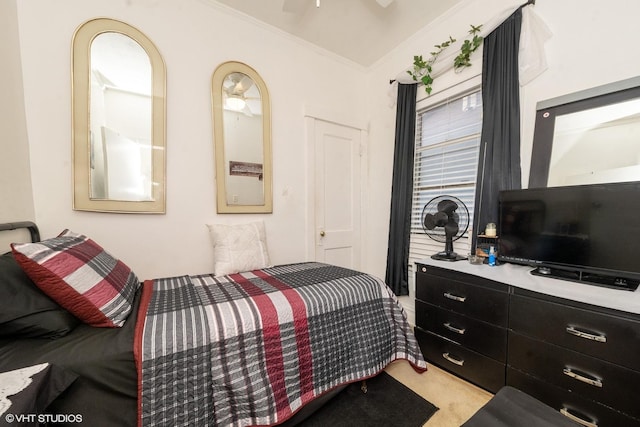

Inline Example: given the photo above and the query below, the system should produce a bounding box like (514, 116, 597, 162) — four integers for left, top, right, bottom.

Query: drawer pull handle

(443, 292, 466, 303)
(442, 352, 464, 366)
(560, 407, 598, 427)
(563, 368, 603, 388)
(566, 326, 606, 343)
(443, 322, 466, 335)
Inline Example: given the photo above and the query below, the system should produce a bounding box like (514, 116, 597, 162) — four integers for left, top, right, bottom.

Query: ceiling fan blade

(226, 73, 254, 96)
(236, 75, 254, 93)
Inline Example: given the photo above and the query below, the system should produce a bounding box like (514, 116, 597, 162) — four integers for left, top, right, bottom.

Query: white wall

(0, 0, 35, 224)
(7, 0, 640, 286)
(13, 0, 367, 279)
(363, 0, 640, 283)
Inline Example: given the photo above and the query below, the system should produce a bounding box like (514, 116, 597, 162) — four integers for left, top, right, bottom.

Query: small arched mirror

(212, 61, 272, 213)
(72, 18, 166, 213)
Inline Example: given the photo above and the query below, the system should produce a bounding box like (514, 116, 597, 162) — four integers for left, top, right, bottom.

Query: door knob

(320, 230, 326, 237)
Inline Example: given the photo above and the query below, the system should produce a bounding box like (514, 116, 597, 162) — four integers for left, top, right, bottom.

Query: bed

(0, 221, 426, 426)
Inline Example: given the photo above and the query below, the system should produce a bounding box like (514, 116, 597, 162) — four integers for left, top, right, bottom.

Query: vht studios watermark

(4, 413, 83, 424)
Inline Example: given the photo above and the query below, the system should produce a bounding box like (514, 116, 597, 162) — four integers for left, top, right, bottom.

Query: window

(408, 88, 483, 274)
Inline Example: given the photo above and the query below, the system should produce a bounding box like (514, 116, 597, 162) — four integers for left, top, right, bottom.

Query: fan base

(431, 252, 467, 262)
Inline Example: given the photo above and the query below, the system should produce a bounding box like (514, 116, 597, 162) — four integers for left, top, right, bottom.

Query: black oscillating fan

(421, 195, 470, 261)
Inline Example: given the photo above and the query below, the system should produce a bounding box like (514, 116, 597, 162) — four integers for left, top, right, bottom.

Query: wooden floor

(384, 360, 493, 426)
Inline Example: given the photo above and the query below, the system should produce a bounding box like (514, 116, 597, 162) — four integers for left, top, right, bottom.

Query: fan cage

(411, 189, 476, 235)
(419, 195, 471, 262)
(420, 195, 470, 241)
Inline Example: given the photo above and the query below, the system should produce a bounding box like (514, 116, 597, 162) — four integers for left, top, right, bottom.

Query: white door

(313, 119, 363, 269)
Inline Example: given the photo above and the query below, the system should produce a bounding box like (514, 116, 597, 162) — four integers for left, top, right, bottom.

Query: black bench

(462, 386, 580, 427)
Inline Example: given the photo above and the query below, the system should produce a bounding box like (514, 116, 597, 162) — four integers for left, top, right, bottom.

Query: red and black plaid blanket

(134, 262, 426, 427)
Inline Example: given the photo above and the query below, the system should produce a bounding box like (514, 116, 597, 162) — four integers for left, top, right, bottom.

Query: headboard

(0, 221, 40, 251)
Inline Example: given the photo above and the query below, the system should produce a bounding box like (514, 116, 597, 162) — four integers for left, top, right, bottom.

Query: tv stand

(530, 266, 640, 291)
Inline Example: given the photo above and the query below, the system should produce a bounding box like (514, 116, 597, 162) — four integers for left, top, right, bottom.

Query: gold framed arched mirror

(72, 18, 166, 213)
(212, 61, 272, 213)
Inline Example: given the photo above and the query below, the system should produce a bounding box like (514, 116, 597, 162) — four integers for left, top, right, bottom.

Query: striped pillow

(11, 230, 140, 327)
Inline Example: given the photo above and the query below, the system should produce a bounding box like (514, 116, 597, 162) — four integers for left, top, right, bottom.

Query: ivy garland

(407, 24, 483, 95)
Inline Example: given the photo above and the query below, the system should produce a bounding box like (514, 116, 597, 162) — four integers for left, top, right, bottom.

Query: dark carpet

(299, 372, 438, 427)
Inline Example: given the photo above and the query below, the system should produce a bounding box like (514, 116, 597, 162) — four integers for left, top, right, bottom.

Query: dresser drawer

(415, 269, 508, 325)
(507, 367, 640, 427)
(509, 331, 640, 419)
(510, 294, 640, 371)
(415, 328, 505, 393)
(416, 300, 507, 361)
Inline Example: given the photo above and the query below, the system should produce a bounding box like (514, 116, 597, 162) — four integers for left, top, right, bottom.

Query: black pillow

(0, 252, 79, 338)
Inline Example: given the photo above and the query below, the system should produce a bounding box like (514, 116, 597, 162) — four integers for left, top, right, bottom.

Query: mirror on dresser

(529, 76, 640, 188)
(72, 18, 166, 213)
(211, 61, 272, 213)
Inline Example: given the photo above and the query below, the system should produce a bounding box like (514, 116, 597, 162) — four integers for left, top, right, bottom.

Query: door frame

(304, 105, 369, 268)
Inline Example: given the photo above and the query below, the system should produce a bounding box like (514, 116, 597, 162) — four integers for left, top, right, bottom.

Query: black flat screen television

(498, 181, 640, 291)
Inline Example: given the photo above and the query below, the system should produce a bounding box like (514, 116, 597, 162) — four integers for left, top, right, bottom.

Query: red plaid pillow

(11, 230, 140, 327)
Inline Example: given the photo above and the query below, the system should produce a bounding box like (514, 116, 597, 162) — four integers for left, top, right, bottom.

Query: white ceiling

(210, 0, 464, 67)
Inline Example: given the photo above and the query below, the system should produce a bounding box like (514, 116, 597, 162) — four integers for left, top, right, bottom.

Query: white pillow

(207, 221, 271, 276)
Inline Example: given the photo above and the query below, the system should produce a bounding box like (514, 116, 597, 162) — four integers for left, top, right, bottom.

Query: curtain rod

(389, 0, 534, 85)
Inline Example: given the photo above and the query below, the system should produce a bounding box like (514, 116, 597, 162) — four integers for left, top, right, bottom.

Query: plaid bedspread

(135, 262, 426, 427)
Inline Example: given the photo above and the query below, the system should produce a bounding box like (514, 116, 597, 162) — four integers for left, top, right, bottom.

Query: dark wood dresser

(508, 288, 640, 427)
(414, 263, 509, 393)
(414, 260, 640, 427)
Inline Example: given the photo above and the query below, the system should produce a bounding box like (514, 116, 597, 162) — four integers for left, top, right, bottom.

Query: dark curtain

(385, 83, 417, 296)
(472, 8, 523, 250)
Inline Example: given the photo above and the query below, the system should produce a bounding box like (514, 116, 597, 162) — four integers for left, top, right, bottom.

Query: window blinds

(409, 89, 482, 269)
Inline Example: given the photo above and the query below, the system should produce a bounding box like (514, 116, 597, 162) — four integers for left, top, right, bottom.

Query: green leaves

(454, 24, 483, 72)
(408, 25, 483, 95)
(421, 74, 434, 94)
(413, 55, 428, 69)
(407, 36, 455, 94)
